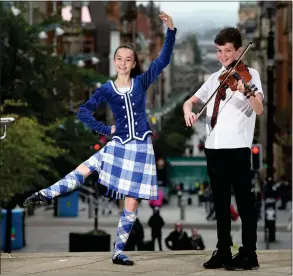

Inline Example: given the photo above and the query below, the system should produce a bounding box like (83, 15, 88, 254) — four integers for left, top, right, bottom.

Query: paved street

(14, 195, 291, 253)
(1, 194, 291, 276)
(20, 224, 291, 253)
(24, 194, 291, 231)
(1, 250, 291, 276)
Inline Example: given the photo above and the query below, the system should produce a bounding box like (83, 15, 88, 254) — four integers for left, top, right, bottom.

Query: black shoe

(224, 249, 259, 271)
(112, 254, 134, 266)
(203, 250, 232, 269)
(23, 192, 51, 207)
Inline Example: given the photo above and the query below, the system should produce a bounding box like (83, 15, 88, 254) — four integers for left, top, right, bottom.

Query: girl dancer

(24, 12, 176, 266)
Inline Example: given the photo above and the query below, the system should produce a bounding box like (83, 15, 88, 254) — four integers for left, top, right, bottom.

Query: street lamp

(264, 2, 276, 245)
(91, 56, 99, 65)
(38, 25, 65, 43)
(66, 55, 100, 110)
(0, 118, 16, 140)
(55, 27, 65, 36)
(77, 60, 85, 67)
(76, 56, 99, 67)
(1, 117, 16, 255)
(38, 31, 48, 40)
(11, 6, 21, 16)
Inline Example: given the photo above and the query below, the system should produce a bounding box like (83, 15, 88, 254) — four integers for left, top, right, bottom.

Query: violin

(219, 60, 251, 91)
(218, 60, 257, 98)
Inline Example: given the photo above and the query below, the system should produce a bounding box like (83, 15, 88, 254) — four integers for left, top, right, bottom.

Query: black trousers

(205, 147, 257, 253)
(152, 236, 162, 251)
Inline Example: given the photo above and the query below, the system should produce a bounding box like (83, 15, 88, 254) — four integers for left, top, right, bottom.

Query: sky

(151, 1, 239, 15)
(138, 1, 240, 33)
(62, 1, 240, 34)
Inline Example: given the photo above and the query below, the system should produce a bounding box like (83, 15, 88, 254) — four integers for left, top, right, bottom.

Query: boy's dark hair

(114, 43, 143, 78)
(214, 27, 242, 50)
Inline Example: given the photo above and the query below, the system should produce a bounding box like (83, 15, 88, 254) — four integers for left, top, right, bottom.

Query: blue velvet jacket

(77, 28, 176, 144)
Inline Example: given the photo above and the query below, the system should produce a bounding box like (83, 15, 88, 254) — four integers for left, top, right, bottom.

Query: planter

(69, 230, 111, 252)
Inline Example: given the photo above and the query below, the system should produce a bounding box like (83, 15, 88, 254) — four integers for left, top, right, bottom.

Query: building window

(122, 20, 128, 34)
(283, 6, 289, 34)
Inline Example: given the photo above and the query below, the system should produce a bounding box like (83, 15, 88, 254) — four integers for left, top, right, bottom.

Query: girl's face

(216, 42, 241, 68)
(114, 48, 136, 76)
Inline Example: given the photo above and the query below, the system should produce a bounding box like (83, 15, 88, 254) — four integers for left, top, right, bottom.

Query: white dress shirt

(194, 66, 264, 149)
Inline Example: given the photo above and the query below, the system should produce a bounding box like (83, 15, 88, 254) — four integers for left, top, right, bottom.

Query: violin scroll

(244, 84, 258, 99)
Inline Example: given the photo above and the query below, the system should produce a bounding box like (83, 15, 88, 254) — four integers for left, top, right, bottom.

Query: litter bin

(57, 191, 79, 217)
(69, 230, 111, 252)
(1, 208, 25, 250)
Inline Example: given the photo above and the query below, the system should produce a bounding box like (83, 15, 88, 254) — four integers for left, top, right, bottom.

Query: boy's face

(216, 42, 241, 68)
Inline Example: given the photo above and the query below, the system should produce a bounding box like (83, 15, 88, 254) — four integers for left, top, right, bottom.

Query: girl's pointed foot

(112, 254, 134, 266)
(23, 192, 51, 207)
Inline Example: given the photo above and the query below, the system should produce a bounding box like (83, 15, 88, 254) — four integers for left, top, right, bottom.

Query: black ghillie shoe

(203, 249, 232, 269)
(224, 249, 259, 271)
(23, 192, 51, 207)
(112, 254, 134, 266)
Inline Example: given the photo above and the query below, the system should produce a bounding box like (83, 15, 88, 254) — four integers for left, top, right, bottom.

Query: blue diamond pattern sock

(39, 170, 85, 199)
(113, 208, 137, 258)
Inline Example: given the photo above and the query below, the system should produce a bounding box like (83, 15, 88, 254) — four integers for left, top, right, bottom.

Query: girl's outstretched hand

(159, 12, 174, 30)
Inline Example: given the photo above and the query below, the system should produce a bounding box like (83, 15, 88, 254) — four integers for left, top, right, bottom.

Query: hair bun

(127, 43, 135, 49)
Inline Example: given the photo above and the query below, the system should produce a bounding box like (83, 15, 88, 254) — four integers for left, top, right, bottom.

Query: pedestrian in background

(149, 188, 164, 209)
(190, 228, 205, 250)
(148, 207, 165, 251)
(165, 222, 190, 250)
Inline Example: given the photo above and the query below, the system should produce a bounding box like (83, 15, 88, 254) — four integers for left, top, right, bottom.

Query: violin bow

(185, 41, 253, 131)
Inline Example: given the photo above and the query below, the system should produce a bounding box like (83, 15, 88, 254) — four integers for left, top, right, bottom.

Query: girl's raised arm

(137, 12, 176, 90)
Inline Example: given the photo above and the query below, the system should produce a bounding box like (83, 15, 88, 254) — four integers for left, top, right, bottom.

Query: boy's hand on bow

(184, 112, 197, 127)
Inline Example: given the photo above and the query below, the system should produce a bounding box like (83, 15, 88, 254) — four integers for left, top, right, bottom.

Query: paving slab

(1, 250, 291, 276)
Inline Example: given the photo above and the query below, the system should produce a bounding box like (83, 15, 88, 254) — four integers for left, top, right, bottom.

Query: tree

(48, 115, 102, 177)
(148, 1, 162, 35)
(0, 114, 64, 205)
(0, 3, 108, 125)
(0, 3, 110, 203)
(153, 104, 195, 158)
(185, 33, 202, 65)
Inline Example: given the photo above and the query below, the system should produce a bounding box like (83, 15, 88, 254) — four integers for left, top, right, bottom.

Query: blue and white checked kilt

(83, 135, 158, 200)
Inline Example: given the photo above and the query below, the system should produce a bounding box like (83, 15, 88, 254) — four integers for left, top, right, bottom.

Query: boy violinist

(183, 27, 264, 271)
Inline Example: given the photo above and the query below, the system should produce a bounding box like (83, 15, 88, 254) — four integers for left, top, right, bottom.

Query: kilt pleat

(83, 135, 158, 200)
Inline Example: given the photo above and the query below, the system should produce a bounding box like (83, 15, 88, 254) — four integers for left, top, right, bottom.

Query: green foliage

(0, 3, 111, 203)
(153, 104, 195, 157)
(148, 0, 163, 33)
(0, 115, 64, 204)
(0, 2, 108, 124)
(48, 116, 101, 176)
(185, 33, 202, 65)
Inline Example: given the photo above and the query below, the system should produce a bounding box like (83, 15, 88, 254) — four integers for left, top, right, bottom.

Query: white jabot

(117, 87, 130, 94)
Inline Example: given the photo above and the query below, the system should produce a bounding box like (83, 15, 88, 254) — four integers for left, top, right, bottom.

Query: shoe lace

(232, 253, 239, 260)
(212, 250, 218, 257)
(118, 253, 129, 261)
